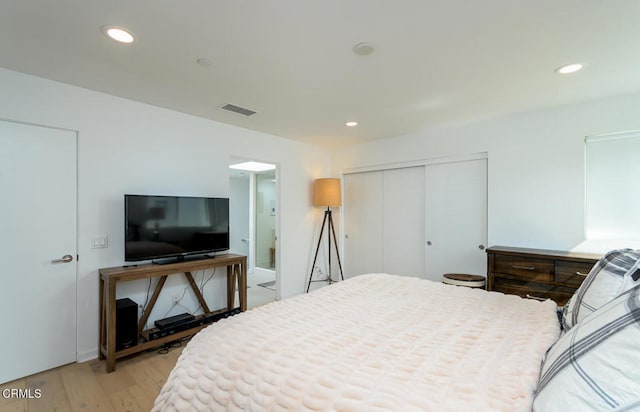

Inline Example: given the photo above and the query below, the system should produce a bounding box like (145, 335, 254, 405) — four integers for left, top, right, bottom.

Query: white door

(343, 171, 383, 277)
(424, 159, 487, 282)
(382, 167, 425, 277)
(0, 120, 77, 383)
(344, 167, 426, 278)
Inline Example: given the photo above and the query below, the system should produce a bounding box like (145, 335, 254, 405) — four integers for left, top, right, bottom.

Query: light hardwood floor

(245, 270, 276, 309)
(1, 279, 289, 412)
(0, 343, 184, 412)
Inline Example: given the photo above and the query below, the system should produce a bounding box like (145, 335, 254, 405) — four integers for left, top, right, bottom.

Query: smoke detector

(353, 43, 374, 56)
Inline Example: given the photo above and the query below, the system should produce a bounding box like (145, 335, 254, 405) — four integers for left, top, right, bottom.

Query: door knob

(478, 245, 485, 250)
(427, 241, 432, 246)
(51, 254, 74, 264)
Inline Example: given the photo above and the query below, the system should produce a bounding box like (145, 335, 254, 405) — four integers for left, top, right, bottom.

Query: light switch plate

(91, 235, 108, 249)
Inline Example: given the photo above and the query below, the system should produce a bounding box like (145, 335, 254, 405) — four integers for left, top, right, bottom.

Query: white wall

(333, 92, 640, 253)
(0, 68, 331, 361)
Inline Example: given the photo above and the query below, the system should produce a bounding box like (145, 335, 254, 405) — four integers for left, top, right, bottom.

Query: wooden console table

(99, 253, 247, 372)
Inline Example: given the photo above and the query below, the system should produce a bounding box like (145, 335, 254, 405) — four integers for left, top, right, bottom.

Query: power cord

(158, 340, 182, 354)
(194, 268, 217, 314)
(157, 334, 194, 354)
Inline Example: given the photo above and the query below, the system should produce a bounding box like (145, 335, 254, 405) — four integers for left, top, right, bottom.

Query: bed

(154, 249, 640, 411)
(153, 273, 560, 411)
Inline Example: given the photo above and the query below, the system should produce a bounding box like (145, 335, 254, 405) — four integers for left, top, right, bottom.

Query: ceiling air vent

(220, 103, 257, 117)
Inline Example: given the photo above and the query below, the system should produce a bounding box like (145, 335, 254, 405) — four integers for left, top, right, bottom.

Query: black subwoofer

(116, 298, 138, 350)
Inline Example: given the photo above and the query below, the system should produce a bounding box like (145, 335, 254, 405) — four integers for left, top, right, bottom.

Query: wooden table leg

(226, 265, 235, 310)
(98, 276, 104, 361)
(239, 261, 247, 312)
(106, 279, 117, 373)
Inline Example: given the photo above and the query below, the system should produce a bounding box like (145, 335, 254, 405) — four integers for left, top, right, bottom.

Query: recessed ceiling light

(555, 63, 584, 74)
(229, 162, 276, 172)
(345, 121, 358, 127)
(101, 26, 136, 44)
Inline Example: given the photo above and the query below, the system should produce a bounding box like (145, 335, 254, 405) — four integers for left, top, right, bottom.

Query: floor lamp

(306, 178, 344, 293)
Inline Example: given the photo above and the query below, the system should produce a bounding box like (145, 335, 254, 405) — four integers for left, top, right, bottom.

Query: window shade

(585, 132, 640, 240)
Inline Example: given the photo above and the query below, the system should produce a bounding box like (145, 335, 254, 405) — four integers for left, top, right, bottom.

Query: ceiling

(2, 1, 640, 149)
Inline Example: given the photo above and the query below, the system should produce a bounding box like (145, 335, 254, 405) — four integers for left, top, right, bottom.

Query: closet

(343, 157, 487, 282)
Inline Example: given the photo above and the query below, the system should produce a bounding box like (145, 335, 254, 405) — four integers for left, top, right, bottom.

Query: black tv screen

(125, 194, 229, 262)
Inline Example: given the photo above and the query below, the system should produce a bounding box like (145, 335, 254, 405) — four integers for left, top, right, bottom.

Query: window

(585, 131, 640, 241)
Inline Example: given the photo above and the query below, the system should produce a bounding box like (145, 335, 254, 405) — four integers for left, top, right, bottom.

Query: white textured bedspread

(153, 274, 560, 411)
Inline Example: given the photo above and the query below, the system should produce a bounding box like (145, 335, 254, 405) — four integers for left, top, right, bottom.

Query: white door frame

(229, 157, 281, 300)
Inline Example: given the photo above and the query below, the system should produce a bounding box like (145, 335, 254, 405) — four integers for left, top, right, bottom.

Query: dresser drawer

(493, 278, 575, 306)
(487, 246, 601, 306)
(554, 261, 593, 288)
(494, 255, 554, 283)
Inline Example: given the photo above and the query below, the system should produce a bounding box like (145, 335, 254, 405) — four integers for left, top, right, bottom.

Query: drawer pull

(576, 271, 588, 277)
(512, 265, 536, 271)
(525, 294, 547, 301)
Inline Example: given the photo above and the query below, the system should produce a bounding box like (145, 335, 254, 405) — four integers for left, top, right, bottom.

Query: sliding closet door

(424, 159, 487, 282)
(344, 167, 426, 278)
(343, 171, 383, 277)
(382, 167, 425, 277)
(343, 159, 486, 282)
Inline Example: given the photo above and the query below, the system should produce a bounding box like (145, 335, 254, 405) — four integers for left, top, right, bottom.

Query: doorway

(0, 120, 77, 384)
(229, 160, 278, 308)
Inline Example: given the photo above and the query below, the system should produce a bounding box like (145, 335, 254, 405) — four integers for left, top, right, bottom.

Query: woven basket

(442, 273, 486, 288)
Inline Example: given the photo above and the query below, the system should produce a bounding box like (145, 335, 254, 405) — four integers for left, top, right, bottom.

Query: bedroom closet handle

(512, 265, 535, 271)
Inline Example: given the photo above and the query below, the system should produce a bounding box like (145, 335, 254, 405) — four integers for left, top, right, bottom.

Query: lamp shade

(313, 178, 342, 207)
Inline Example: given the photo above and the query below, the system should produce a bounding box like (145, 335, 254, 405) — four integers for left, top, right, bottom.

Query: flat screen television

(124, 194, 229, 262)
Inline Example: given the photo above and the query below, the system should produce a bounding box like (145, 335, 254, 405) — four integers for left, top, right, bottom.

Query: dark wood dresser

(486, 246, 602, 306)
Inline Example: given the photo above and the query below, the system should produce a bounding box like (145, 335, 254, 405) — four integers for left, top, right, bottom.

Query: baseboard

(77, 348, 99, 363)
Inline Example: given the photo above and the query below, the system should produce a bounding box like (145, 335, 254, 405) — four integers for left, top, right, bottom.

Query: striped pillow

(533, 284, 640, 411)
(561, 249, 640, 330)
